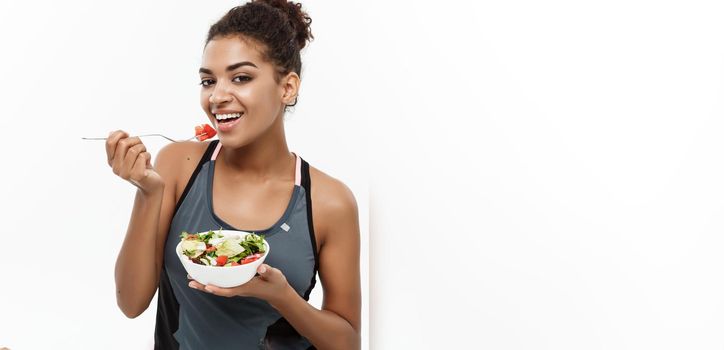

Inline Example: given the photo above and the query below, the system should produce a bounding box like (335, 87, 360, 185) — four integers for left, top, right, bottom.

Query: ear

(280, 72, 301, 105)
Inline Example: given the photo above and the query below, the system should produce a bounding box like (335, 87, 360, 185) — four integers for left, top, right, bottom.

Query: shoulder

(307, 164, 359, 246)
(156, 139, 212, 164)
(154, 140, 215, 198)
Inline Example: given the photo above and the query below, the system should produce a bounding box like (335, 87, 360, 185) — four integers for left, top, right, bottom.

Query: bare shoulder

(307, 165, 359, 246)
(154, 140, 213, 200)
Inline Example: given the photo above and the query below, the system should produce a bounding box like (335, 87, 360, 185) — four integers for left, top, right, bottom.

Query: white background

(365, 1, 724, 349)
(3, 1, 724, 349)
(0, 1, 368, 349)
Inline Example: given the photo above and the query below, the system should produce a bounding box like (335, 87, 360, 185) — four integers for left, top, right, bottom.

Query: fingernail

(258, 265, 267, 274)
(187, 274, 192, 280)
(188, 282, 195, 289)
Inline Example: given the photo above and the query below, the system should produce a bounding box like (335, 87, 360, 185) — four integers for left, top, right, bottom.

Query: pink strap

(210, 141, 222, 161)
(213, 143, 301, 186)
(293, 152, 302, 186)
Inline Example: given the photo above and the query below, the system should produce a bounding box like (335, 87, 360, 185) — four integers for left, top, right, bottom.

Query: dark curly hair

(205, 0, 313, 107)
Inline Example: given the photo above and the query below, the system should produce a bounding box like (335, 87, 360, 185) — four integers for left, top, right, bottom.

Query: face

(199, 36, 299, 148)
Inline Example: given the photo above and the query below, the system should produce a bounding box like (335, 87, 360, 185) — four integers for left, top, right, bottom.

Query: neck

(218, 118, 294, 181)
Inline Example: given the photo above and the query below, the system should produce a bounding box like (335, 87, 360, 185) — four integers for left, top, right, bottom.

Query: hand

(105, 130, 164, 195)
(188, 263, 293, 307)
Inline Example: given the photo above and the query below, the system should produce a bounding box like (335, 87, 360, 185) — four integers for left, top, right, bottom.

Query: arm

(269, 183, 362, 349)
(110, 132, 180, 318)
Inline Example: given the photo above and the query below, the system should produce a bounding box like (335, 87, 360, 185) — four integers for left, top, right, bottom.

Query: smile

(215, 112, 243, 123)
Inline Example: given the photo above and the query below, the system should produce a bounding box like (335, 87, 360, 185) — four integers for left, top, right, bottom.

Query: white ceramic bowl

(176, 230, 270, 288)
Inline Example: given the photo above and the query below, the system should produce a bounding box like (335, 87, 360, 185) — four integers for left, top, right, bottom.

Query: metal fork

(81, 133, 207, 143)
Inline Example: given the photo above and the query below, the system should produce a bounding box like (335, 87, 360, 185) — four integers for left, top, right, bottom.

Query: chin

(217, 134, 253, 149)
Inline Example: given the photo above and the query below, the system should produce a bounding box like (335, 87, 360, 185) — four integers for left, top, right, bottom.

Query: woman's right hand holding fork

(105, 130, 164, 196)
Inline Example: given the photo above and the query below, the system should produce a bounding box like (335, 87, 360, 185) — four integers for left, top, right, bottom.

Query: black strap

(300, 158, 319, 301)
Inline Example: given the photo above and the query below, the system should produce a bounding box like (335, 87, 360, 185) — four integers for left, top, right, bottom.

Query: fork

(81, 133, 207, 143)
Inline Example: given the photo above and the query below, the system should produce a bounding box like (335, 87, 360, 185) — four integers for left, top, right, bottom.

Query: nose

(209, 81, 233, 104)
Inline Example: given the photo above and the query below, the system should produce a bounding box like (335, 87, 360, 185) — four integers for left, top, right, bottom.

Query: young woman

(105, 1, 361, 349)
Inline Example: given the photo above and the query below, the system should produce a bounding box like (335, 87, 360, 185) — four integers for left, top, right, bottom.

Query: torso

(212, 154, 297, 233)
(158, 140, 324, 349)
(169, 141, 334, 254)
(155, 140, 359, 349)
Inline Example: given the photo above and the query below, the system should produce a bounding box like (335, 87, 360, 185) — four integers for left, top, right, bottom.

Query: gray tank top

(155, 140, 319, 349)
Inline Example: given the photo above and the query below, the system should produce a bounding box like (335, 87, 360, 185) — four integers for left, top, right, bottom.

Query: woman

(105, 1, 361, 349)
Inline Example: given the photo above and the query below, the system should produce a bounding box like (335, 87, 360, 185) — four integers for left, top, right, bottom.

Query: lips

(216, 114, 244, 132)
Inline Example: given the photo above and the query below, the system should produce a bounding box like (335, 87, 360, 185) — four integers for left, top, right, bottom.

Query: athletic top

(154, 140, 319, 349)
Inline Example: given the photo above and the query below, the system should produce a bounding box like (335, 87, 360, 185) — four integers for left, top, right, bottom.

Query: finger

(111, 136, 133, 175)
(188, 280, 207, 291)
(106, 130, 128, 165)
(204, 284, 236, 297)
(257, 264, 278, 281)
(121, 142, 146, 179)
(120, 142, 146, 180)
(112, 137, 141, 178)
(129, 151, 151, 184)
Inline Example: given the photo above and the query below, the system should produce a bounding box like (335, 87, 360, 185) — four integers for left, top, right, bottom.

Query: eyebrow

(199, 61, 258, 75)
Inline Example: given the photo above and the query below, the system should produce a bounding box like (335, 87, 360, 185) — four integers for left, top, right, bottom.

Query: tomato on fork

(195, 123, 217, 141)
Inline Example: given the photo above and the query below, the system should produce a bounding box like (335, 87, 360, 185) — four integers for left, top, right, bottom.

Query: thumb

(256, 264, 276, 280)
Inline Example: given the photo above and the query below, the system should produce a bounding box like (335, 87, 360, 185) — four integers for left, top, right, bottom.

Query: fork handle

(81, 134, 165, 140)
(81, 133, 206, 142)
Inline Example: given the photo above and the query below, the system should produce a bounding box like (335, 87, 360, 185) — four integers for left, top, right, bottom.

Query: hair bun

(255, 0, 313, 50)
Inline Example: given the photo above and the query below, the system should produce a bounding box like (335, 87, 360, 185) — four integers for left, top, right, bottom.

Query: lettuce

(216, 236, 244, 257)
(181, 239, 205, 258)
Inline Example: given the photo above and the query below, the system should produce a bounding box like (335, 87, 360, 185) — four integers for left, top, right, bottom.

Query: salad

(180, 229, 266, 267)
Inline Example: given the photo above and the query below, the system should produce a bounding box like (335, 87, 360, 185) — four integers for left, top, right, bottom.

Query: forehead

(201, 36, 268, 71)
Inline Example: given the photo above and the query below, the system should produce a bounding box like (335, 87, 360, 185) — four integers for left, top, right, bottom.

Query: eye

(199, 79, 214, 87)
(233, 76, 252, 83)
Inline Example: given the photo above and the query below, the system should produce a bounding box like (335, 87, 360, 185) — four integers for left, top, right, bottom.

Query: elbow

(116, 293, 149, 319)
(120, 306, 144, 319)
(118, 302, 146, 319)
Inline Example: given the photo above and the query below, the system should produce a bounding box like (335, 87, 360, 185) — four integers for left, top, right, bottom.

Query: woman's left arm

(190, 182, 361, 350)
(269, 183, 361, 349)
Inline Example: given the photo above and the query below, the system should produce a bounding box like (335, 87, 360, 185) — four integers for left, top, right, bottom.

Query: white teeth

(215, 113, 242, 120)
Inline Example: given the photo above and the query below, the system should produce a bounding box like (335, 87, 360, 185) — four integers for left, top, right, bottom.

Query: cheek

(257, 91, 282, 112)
(235, 88, 254, 102)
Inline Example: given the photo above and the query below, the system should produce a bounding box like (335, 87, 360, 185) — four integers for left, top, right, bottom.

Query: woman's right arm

(106, 130, 179, 318)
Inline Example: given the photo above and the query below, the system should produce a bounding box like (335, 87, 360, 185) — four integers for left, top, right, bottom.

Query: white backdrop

(365, 0, 724, 349)
(3, 0, 724, 349)
(0, 1, 368, 349)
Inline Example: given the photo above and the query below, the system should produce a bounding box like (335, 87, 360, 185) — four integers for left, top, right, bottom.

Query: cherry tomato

(240, 253, 261, 265)
(216, 255, 228, 266)
(195, 123, 217, 141)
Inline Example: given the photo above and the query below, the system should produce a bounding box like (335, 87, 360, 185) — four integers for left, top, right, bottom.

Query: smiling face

(199, 35, 299, 148)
